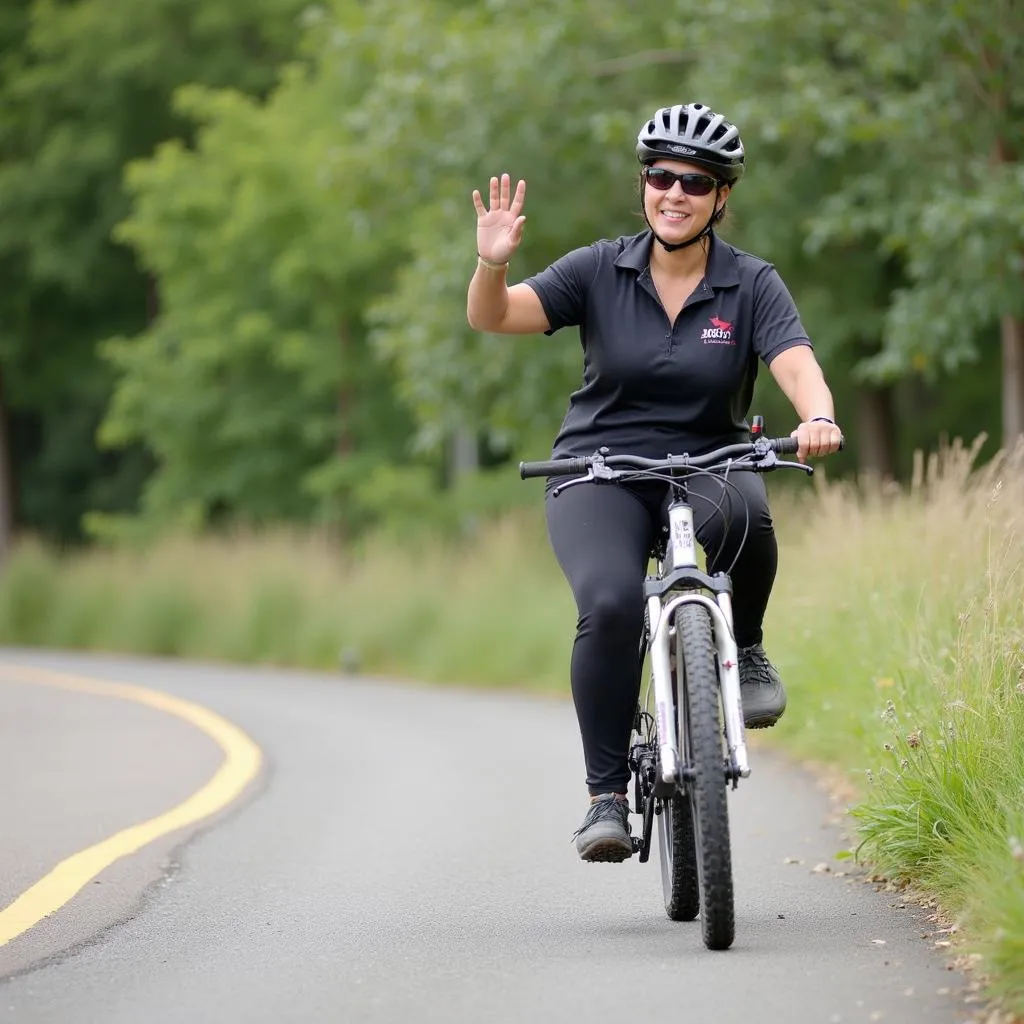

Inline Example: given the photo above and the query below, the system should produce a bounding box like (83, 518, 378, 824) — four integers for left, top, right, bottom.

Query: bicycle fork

(647, 504, 751, 787)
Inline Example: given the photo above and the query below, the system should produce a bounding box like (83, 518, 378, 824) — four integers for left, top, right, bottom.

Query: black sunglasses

(643, 167, 720, 196)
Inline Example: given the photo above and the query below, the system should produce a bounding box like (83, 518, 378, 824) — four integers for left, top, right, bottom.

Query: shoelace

(572, 797, 629, 840)
(739, 645, 776, 687)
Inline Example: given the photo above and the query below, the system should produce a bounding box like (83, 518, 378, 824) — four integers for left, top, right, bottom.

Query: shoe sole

(745, 715, 780, 729)
(579, 838, 633, 863)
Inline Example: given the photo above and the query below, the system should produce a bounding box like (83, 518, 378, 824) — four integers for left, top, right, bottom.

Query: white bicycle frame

(646, 501, 751, 786)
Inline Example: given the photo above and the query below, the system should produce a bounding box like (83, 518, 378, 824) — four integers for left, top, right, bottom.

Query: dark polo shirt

(523, 229, 811, 461)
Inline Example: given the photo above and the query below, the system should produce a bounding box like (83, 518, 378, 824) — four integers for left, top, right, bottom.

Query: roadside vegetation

(2, 439, 1023, 1012)
(2, 0, 1022, 1017)
(768, 440, 1024, 1016)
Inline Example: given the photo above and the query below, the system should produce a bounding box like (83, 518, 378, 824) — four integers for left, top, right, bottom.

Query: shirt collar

(614, 230, 741, 288)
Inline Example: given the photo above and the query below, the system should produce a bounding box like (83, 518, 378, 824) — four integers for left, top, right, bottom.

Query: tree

(739, 0, 1024, 445)
(99, 69, 415, 532)
(100, 0, 1022, 530)
(100, 0, 682, 524)
(0, 0, 308, 544)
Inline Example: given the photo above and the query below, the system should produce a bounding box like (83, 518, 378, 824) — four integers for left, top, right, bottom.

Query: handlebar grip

(769, 437, 800, 455)
(519, 457, 591, 479)
(768, 435, 845, 454)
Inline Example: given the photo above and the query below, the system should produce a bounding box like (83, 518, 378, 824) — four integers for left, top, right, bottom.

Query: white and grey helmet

(636, 103, 745, 184)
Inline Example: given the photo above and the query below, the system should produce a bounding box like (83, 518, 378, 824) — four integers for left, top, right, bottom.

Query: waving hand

(472, 173, 526, 265)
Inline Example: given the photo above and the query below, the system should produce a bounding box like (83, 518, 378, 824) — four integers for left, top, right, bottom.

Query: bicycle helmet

(636, 103, 744, 252)
(636, 103, 745, 184)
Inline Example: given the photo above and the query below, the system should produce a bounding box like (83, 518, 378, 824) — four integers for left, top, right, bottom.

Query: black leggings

(545, 473, 777, 796)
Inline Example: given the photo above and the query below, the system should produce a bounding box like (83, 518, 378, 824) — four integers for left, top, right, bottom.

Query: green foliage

(344, 462, 536, 543)
(2, 0, 1024, 1005)
(850, 625, 1024, 1014)
(765, 440, 1024, 1011)
(0, 539, 58, 644)
(0, 511, 573, 684)
(782, 0, 1023, 382)
(99, 73, 414, 529)
(99, 0, 677, 507)
(4, 0, 1023, 540)
(0, 0, 304, 290)
(357, 0, 672, 447)
(0, 0, 309, 540)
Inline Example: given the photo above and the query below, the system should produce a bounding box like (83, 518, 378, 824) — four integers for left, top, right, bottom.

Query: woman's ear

(716, 184, 731, 213)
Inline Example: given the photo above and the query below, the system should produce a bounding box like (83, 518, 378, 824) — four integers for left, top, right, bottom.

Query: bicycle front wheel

(677, 602, 735, 951)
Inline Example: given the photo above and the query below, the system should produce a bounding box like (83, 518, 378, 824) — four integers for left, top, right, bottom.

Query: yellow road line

(0, 664, 263, 947)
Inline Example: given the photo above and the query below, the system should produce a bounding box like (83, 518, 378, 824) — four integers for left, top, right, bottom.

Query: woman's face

(642, 159, 730, 247)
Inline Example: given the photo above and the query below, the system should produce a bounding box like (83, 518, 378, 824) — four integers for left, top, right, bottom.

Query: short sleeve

(522, 245, 599, 336)
(752, 266, 812, 364)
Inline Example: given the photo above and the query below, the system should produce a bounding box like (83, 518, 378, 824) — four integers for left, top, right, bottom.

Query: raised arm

(467, 174, 550, 334)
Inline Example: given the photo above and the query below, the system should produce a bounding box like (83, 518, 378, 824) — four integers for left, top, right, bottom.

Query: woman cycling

(467, 102, 843, 863)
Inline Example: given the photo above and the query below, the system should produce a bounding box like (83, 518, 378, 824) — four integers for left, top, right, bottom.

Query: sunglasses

(643, 167, 720, 196)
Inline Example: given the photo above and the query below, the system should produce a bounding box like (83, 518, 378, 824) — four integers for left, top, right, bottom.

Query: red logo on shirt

(702, 316, 734, 344)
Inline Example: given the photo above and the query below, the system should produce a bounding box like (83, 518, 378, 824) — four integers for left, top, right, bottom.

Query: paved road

(0, 649, 973, 1024)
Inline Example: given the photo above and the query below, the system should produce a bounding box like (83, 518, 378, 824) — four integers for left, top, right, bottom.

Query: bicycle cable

(605, 463, 753, 575)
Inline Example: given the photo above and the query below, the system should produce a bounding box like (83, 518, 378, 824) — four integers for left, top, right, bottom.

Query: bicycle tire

(656, 788, 699, 921)
(677, 602, 735, 950)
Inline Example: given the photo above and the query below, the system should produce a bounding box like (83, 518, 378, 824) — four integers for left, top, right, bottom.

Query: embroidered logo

(701, 316, 735, 345)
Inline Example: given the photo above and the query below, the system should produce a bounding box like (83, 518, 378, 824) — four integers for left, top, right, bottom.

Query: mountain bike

(520, 421, 816, 951)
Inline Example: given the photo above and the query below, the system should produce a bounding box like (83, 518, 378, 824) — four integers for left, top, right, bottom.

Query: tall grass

(0, 518, 575, 690)
(766, 438, 1024, 1015)
(1, 440, 1023, 1011)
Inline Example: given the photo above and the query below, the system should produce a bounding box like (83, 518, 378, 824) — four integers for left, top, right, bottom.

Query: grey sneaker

(572, 794, 633, 862)
(738, 643, 788, 728)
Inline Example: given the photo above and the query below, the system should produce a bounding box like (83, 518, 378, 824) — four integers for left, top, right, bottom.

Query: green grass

(765, 439, 1024, 1016)
(2, 438, 1023, 1013)
(0, 519, 575, 686)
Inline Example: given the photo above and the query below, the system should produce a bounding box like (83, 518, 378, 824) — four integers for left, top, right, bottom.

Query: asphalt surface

(0, 648, 975, 1024)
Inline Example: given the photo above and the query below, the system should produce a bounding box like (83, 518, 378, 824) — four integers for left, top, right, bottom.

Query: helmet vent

(636, 103, 745, 184)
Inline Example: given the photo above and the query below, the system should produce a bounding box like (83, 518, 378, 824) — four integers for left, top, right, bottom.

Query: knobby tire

(677, 603, 735, 950)
(657, 789, 699, 921)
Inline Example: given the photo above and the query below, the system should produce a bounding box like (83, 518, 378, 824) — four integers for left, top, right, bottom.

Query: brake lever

(552, 470, 596, 498)
(775, 459, 815, 475)
(552, 451, 619, 497)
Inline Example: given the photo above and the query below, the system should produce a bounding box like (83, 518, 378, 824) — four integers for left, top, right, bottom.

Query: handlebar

(520, 436, 803, 480)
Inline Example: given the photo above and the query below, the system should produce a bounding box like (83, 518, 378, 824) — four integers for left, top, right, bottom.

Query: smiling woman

(642, 164, 726, 272)
(637, 161, 728, 324)
(467, 101, 844, 862)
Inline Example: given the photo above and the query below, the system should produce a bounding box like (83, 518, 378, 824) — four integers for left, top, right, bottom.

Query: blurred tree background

(1, 0, 1021, 553)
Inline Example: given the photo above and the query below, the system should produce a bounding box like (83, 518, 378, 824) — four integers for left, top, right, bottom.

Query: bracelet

(477, 253, 509, 270)
(809, 416, 836, 426)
